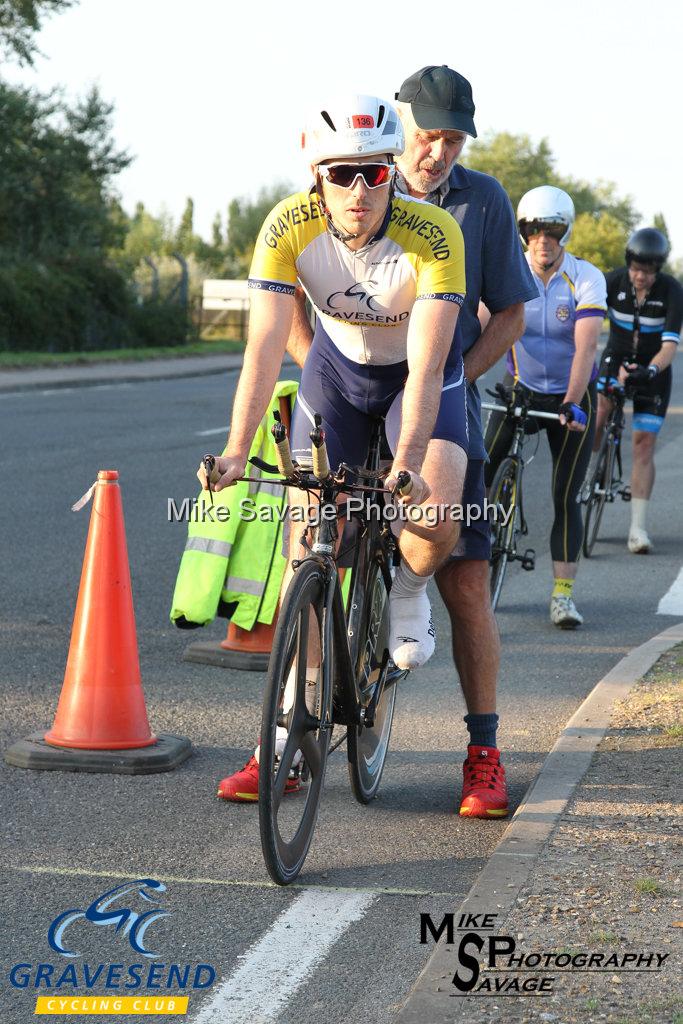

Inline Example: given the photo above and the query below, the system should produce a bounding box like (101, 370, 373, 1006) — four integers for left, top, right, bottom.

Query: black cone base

(4, 732, 192, 775)
(182, 640, 269, 672)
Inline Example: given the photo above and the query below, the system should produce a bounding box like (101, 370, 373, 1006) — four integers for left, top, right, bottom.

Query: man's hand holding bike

(197, 453, 247, 492)
(385, 467, 430, 505)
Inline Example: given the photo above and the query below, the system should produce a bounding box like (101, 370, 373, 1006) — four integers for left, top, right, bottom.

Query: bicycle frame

(483, 387, 559, 572)
(269, 418, 402, 728)
(601, 388, 627, 499)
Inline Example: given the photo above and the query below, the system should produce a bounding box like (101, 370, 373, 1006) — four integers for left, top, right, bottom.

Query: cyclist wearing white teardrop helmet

(485, 185, 607, 629)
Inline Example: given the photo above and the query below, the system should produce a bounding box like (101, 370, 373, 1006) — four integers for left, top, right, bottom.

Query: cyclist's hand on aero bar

(197, 455, 246, 492)
(624, 362, 656, 388)
(558, 401, 587, 433)
(386, 468, 431, 505)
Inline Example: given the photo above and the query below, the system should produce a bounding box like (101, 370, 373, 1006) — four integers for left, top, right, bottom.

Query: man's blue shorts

(290, 330, 469, 470)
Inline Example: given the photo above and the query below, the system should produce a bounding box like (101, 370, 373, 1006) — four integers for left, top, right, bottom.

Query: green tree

(464, 131, 638, 230)
(569, 212, 629, 273)
(211, 212, 223, 250)
(0, 81, 130, 259)
(0, 0, 75, 65)
(559, 178, 638, 230)
(463, 132, 555, 210)
(653, 212, 669, 241)
(175, 196, 204, 255)
(114, 201, 174, 273)
(225, 181, 292, 275)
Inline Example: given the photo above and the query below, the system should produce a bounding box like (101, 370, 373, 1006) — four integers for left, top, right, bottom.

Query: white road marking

(192, 888, 375, 1023)
(195, 424, 230, 436)
(657, 564, 683, 615)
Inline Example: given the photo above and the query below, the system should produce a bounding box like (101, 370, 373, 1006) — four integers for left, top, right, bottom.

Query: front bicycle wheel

(259, 559, 333, 885)
(582, 437, 613, 558)
(488, 457, 519, 611)
(347, 557, 398, 804)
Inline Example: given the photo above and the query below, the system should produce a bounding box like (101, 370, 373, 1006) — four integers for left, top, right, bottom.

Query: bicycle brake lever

(392, 470, 412, 497)
(202, 455, 216, 507)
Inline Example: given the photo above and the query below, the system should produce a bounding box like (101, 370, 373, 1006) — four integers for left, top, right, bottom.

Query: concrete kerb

(0, 353, 250, 393)
(396, 620, 683, 1024)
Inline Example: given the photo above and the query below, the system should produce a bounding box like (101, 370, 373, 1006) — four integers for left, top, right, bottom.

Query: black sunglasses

(520, 220, 567, 242)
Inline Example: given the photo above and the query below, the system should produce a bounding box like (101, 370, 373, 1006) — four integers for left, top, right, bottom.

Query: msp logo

(419, 912, 669, 997)
(48, 879, 170, 959)
(556, 304, 570, 322)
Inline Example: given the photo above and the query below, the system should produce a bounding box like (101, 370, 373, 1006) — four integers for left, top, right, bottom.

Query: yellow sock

(552, 578, 574, 599)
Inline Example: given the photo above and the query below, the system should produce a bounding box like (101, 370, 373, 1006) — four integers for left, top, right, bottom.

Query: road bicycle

(482, 382, 559, 610)
(581, 377, 632, 557)
(224, 413, 409, 885)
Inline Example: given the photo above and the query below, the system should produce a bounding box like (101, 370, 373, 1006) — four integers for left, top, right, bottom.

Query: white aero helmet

(302, 94, 404, 165)
(517, 185, 575, 247)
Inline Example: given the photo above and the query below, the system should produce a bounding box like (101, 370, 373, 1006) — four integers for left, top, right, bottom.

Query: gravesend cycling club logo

(419, 912, 669, 997)
(48, 879, 170, 958)
(555, 303, 570, 322)
(8, 878, 216, 1016)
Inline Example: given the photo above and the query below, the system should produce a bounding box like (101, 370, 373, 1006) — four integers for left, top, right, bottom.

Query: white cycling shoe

(389, 589, 436, 670)
(628, 528, 653, 554)
(550, 594, 584, 630)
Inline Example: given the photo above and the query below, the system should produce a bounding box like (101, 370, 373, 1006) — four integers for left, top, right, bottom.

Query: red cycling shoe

(459, 744, 509, 818)
(217, 755, 304, 803)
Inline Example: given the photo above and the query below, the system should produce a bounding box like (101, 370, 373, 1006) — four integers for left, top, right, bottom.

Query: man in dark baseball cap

(396, 64, 477, 137)
(394, 65, 537, 822)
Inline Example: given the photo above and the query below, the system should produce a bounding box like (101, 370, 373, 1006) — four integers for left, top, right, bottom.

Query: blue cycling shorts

(290, 327, 469, 470)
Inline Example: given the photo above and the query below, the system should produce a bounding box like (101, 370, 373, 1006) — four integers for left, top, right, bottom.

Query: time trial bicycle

(212, 414, 410, 885)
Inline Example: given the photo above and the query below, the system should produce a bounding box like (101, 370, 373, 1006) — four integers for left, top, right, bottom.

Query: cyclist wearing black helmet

(594, 227, 683, 553)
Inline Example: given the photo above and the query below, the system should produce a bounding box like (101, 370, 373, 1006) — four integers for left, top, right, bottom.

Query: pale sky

(7, 0, 683, 257)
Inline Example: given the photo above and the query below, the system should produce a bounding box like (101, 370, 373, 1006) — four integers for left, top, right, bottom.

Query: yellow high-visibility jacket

(170, 381, 298, 630)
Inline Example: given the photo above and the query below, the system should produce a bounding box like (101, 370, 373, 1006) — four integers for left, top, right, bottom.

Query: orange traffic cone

(5, 471, 191, 774)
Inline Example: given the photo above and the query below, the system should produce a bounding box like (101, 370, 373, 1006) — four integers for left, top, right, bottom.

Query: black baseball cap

(395, 65, 477, 137)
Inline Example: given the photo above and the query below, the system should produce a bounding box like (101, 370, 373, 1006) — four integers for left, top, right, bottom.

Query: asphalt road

(1, 350, 681, 1024)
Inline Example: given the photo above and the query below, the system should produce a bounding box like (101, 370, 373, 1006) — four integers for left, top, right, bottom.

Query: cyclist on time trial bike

(203, 94, 469, 801)
(484, 186, 607, 629)
(593, 227, 683, 553)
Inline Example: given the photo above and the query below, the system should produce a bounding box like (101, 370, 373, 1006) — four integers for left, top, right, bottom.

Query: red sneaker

(459, 745, 509, 818)
(217, 755, 303, 802)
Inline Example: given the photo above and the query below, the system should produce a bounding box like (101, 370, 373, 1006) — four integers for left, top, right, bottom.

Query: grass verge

(0, 339, 245, 370)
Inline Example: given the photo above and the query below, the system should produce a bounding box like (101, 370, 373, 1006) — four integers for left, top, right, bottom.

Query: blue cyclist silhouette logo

(327, 281, 383, 312)
(48, 879, 170, 959)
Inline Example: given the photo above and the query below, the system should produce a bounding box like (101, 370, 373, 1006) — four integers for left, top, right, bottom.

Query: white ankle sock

(391, 562, 431, 599)
(631, 497, 649, 533)
(389, 564, 435, 670)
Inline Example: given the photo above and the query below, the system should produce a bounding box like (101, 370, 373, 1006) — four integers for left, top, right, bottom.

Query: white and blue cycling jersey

(507, 252, 607, 394)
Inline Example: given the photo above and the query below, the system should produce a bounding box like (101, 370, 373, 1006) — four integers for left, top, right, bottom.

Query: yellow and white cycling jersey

(248, 189, 466, 366)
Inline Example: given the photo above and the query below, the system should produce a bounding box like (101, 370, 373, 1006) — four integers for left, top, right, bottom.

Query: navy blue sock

(464, 713, 499, 749)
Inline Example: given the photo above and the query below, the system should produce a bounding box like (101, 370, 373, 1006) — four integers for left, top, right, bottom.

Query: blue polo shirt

(398, 164, 537, 458)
